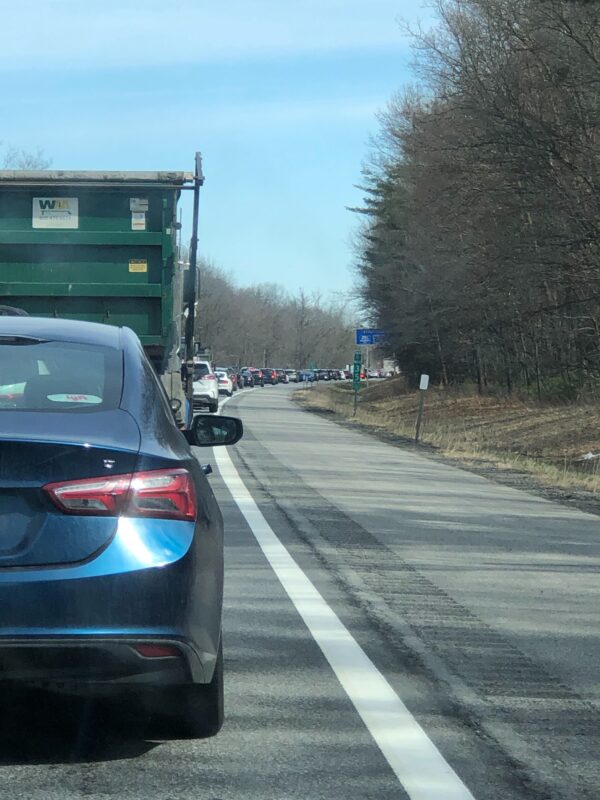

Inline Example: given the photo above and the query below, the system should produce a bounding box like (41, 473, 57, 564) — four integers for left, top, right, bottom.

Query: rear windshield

(0, 340, 123, 412)
(193, 365, 210, 380)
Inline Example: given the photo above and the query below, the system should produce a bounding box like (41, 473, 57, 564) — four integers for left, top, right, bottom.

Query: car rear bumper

(0, 517, 223, 687)
(0, 636, 198, 688)
(192, 392, 217, 409)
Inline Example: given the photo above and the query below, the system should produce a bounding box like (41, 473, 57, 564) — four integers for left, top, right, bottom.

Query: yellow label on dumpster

(129, 259, 148, 273)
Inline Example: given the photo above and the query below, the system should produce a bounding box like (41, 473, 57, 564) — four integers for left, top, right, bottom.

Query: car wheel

(209, 399, 219, 413)
(227, 390, 232, 397)
(179, 640, 224, 737)
(145, 639, 224, 739)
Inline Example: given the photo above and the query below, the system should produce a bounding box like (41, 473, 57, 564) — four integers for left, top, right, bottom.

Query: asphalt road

(2, 384, 598, 799)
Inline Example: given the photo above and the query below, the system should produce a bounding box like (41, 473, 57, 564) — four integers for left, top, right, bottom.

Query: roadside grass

(295, 380, 600, 494)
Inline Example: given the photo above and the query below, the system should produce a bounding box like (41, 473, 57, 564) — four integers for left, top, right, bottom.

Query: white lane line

(214, 444, 476, 800)
(218, 396, 232, 413)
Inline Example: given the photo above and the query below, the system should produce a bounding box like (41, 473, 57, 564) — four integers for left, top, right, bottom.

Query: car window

(193, 365, 210, 380)
(0, 341, 122, 411)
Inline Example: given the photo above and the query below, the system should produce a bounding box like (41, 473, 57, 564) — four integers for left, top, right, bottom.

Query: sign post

(415, 374, 429, 442)
(355, 329, 386, 390)
(353, 351, 362, 416)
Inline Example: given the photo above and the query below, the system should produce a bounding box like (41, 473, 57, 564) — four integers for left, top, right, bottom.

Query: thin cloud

(21, 96, 386, 148)
(0, 0, 429, 69)
(189, 98, 387, 132)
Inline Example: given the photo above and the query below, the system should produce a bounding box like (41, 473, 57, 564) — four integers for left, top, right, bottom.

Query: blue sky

(0, 1, 433, 299)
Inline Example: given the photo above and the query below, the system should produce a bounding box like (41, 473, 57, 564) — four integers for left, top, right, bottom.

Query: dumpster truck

(0, 170, 196, 421)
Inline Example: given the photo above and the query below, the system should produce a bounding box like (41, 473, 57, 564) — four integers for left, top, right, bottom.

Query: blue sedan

(0, 316, 242, 737)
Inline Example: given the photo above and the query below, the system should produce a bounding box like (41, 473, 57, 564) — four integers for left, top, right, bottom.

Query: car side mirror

(170, 397, 182, 414)
(183, 414, 243, 447)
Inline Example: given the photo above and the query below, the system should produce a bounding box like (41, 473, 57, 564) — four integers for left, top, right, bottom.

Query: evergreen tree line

(194, 260, 356, 369)
(355, 0, 600, 398)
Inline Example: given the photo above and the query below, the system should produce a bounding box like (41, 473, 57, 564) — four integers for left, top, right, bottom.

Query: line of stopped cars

(0, 316, 246, 738)
(191, 363, 304, 412)
(190, 363, 390, 411)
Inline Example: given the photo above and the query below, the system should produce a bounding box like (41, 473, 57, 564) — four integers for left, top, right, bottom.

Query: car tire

(146, 639, 224, 739)
(180, 639, 224, 737)
(209, 399, 219, 413)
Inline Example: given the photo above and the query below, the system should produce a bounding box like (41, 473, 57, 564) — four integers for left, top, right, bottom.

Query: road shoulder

(294, 390, 600, 519)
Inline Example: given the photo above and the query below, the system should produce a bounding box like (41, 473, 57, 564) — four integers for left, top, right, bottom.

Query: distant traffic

(191, 361, 393, 413)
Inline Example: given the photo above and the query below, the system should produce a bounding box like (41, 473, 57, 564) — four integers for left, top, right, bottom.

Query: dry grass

(296, 380, 600, 494)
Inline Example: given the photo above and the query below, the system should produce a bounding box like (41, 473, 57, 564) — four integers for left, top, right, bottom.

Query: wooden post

(415, 374, 429, 442)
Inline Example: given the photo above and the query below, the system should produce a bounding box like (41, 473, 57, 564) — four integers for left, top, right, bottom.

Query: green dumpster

(0, 170, 193, 371)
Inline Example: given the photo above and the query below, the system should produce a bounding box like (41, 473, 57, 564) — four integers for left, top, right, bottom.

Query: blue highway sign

(355, 328, 386, 346)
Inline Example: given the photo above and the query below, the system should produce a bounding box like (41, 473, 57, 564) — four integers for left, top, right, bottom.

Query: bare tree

(354, 0, 600, 397)
(1, 144, 51, 169)
(196, 260, 356, 368)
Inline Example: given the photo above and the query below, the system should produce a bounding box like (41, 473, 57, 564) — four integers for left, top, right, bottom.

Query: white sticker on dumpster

(130, 198, 148, 212)
(33, 197, 79, 229)
(131, 212, 146, 230)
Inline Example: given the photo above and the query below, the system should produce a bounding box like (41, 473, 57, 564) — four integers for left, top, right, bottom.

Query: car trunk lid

(0, 410, 140, 566)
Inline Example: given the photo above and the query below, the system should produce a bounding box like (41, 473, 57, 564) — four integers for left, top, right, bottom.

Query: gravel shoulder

(294, 385, 600, 519)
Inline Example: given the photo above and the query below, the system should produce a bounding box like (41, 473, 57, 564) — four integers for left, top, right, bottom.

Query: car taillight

(44, 468, 197, 521)
(205, 374, 216, 381)
(133, 643, 181, 658)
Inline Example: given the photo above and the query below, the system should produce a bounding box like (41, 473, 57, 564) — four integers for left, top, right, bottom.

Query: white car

(192, 360, 219, 413)
(215, 370, 233, 397)
(285, 369, 299, 383)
